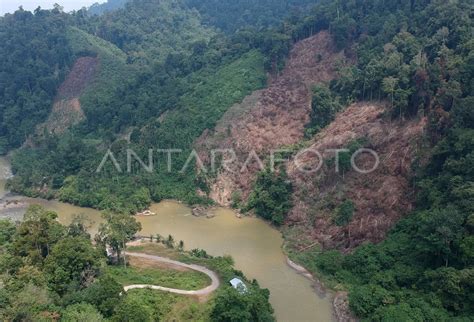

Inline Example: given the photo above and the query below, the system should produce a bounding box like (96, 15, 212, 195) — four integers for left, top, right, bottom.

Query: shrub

(349, 284, 394, 318)
(246, 167, 292, 226)
(334, 200, 355, 226)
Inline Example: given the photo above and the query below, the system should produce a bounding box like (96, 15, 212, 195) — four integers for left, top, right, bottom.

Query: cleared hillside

(196, 31, 346, 205)
(287, 102, 426, 250)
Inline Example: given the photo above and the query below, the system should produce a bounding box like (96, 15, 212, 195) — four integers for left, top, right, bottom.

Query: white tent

(229, 278, 247, 293)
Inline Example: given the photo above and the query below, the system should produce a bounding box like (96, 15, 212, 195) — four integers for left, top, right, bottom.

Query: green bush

(246, 167, 293, 226)
(349, 285, 394, 318)
(61, 303, 104, 322)
(334, 200, 355, 226)
(306, 84, 342, 136)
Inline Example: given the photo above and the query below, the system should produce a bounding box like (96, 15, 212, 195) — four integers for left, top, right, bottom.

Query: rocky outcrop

(192, 206, 207, 217)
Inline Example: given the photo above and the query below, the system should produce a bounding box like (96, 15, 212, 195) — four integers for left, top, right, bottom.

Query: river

(0, 156, 333, 322)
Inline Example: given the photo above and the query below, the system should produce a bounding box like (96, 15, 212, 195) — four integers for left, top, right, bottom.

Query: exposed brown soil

(197, 31, 426, 250)
(128, 255, 190, 272)
(57, 56, 99, 100)
(196, 31, 346, 205)
(35, 56, 98, 136)
(287, 103, 427, 250)
(38, 98, 86, 135)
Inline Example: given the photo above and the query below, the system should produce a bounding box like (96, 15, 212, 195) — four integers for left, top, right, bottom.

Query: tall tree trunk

(123, 240, 127, 268)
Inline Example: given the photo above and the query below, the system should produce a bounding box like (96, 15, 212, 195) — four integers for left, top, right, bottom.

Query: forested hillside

(277, 0, 473, 320)
(89, 0, 128, 15)
(85, 0, 215, 65)
(185, 0, 319, 33)
(4, 0, 270, 211)
(0, 0, 473, 320)
(0, 7, 73, 153)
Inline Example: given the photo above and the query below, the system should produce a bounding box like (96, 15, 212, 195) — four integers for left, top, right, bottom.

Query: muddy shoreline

(285, 255, 356, 322)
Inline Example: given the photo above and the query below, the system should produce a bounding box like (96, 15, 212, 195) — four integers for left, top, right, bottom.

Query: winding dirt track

(123, 252, 220, 296)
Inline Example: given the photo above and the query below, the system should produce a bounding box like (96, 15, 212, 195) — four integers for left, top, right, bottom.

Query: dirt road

(123, 252, 220, 296)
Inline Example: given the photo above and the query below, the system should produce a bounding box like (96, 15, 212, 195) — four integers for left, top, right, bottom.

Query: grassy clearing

(107, 257, 211, 290)
(127, 242, 240, 283)
(119, 242, 248, 321)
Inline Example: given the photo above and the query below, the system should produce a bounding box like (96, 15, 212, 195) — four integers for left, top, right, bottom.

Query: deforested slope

(196, 31, 346, 205)
(287, 102, 427, 250)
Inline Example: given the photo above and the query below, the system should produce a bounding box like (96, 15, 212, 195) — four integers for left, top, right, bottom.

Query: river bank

(0, 156, 335, 321)
(285, 253, 356, 322)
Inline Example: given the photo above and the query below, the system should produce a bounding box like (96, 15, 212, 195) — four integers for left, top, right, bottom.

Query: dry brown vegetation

(57, 56, 99, 100)
(197, 31, 427, 249)
(287, 103, 427, 250)
(196, 31, 346, 205)
(35, 57, 98, 136)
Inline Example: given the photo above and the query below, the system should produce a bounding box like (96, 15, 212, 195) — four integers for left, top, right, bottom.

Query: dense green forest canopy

(88, 0, 128, 15)
(86, 0, 215, 65)
(0, 8, 73, 153)
(87, 0, 320, 33)
(0, 0, 473, 320)
(185, 0, 319, 33)
(3, 0, 290, 209)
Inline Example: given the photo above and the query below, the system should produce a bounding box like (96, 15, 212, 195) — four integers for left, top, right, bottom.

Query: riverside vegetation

(1, 0, 473, 320)
(0, 205, 274, 321)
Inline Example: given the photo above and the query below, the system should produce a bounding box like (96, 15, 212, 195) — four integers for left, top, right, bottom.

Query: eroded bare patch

(196, 31, 346, 205)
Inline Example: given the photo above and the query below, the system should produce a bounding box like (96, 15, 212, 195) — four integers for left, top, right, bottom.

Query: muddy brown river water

(0, 157, 333, 322)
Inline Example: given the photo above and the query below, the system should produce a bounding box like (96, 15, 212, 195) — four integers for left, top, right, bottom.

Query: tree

(97, 212, 141, 266)
(349, 284, 394, 318)
(246, 167, 292, 226)
(0, 220, 16, 245)
(413, 207, 465, 267)
(371, 302, 425, 322)
(422, 267, 474, 313)
(67, 216, 91, 239)
(307, 84, 342, 136)
(165, 234, 175, 248)
(211, 284, 274, 322)
(334, 200, 355, 226)
(5, 283, 56, 321)
(80, 275, 123, 317)
(155, 234, 162, 243)
(112, 295, 153, 322)
(61, 303, 104, 322)
(178, 240, 185, 252)
(382, 77, 399, 111)
(12, 206, 65, 264)
(44, 236, 103, 294)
